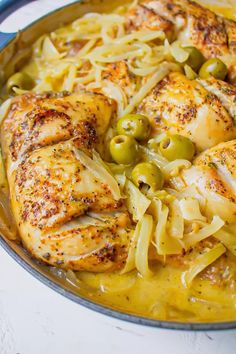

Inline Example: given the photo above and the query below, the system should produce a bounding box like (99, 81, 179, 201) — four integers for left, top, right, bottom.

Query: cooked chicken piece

(13, 139, 122, 229)
(125, 3, 174, 40)
(198, 77, 236, 119)
(29, 214, 130, 272)
(182, 139, 236, 223)
(1, 91, 115, 171)
(138, 72, 236, 151)
(125, 1, 178, 32)
(126, 0, 236, 80)
(8, 139, 130, 271)
(2, 91, 132, 271)
(101, 61, 137, 99)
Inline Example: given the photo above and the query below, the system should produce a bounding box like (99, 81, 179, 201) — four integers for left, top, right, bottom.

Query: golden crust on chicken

(2, 92, 132, 271)
(183, 139, 236, 222)
(1, 91, 115, 170)
(13, 140, 122, 229)
(197, 76, 236, 119)
(101, 61, 137, 99)
(10, 139, 130, 271)
(125, 3, 174, 39)
(138, 72, 236, 150)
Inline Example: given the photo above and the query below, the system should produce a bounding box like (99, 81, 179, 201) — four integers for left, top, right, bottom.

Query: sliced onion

(182, 243, 226, 288)
(74, 148, 121, 200)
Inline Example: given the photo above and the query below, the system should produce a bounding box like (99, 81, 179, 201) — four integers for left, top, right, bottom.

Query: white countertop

(0, 1, 236, 353)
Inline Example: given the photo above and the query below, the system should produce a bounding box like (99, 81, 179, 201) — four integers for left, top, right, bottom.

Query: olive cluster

(110, 114, 195, 192)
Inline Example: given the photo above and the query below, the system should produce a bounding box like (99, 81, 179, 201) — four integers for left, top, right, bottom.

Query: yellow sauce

(74, 263, 236, 322)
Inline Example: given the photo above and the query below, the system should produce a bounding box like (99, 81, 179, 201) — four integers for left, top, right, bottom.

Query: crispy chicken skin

(138, 72, 236, 150)
(10, 139, 130, 271)
(182, 139, 236, 222)
(198, 77, 236, 119)
(2, 92, 131, 271)
(125, 3, 174, 40)
(102, 61, 137, 99)
(126, 0, 236, 80)
(1, 91, 115, 170)
(13, 140, 122, 230)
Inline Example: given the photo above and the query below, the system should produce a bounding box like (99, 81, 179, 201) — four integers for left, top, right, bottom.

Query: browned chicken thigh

(125, 3, 174, 40)
(182, 139, 236, 222)
(1, 91, 115, 169)
(197, 76, 236, 119)
(1, 92, 131, 271)
(138, 72, 236, 150)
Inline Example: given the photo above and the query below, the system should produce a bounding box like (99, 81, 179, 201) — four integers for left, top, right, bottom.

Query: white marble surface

(0, 1, 236, 353)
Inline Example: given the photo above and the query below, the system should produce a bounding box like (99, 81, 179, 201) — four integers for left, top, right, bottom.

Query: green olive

(131, 162, 164, 191)
(199, 58, 227, 80)
(110, 135, 138, 165)
(159, 134, 195, 161)
(6, 72, 34, 94)
(183, 46, 205, 72)
(117, 114, 151, 141)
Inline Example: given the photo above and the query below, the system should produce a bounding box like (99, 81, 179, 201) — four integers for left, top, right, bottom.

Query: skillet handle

(0, 0, 17, 12)
(0, 32, 15, 49)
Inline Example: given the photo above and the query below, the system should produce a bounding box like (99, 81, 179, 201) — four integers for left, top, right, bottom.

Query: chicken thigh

(197, 76, 236, 119)
(182, 139, 236, 223)
(2, 92, 131, 271)
(1, 91, 115, 171)
(138, 72, 236, 151)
